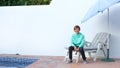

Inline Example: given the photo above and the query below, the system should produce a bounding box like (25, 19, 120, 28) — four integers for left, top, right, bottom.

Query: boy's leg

(68, 46, 74, 61)
(79, 47, 86, 61)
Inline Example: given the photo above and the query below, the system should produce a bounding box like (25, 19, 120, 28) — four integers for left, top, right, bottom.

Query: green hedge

(0, 0, 52, 6)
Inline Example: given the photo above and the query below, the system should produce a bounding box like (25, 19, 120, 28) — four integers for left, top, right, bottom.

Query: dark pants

(69, 46, 86, 61)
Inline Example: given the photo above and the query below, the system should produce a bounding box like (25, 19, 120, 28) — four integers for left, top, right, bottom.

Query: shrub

(0, 0, 52, 6)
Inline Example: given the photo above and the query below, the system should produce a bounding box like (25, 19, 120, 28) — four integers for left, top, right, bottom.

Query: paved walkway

(0, 54, 120, 68)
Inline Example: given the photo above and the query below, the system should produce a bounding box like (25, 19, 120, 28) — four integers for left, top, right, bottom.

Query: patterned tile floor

(0, 54, 120, 68)
(27, 56, 120, 68)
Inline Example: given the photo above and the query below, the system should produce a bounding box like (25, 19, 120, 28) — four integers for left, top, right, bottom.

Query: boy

(67, 25, 87, 64)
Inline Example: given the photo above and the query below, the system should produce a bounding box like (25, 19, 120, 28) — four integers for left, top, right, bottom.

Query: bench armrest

(84, 41, 92, 47)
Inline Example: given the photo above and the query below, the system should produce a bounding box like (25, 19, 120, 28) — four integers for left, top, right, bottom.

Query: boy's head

(74, 25, 80, 34)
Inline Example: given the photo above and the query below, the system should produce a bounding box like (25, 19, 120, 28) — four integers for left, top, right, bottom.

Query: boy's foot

(67, 60, 72, 64)
(83, 60, 88, 64)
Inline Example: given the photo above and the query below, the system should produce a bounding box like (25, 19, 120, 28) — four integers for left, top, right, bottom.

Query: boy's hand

(74, 46, 77, 51)
(76, 48, 79, 52)
(74, 46, 79, 52)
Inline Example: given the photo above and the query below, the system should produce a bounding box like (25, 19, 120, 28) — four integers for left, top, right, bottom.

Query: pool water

(0, 66, 17, 68)
(0, 57, 38, 68)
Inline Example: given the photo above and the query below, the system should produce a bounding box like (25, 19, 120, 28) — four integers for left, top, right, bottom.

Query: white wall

(0, 0, 120, 58)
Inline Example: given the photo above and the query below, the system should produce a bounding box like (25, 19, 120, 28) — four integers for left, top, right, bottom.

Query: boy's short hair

(74, 25, 80, 30)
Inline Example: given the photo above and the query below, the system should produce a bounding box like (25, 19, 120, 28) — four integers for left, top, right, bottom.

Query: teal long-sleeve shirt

(71, 33, 85, 47)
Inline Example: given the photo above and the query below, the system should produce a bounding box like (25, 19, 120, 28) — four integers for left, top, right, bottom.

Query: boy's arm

(71, 35, 77, 50)
(79, 35, 85, 47)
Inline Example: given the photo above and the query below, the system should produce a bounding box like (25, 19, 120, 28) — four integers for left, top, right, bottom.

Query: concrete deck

(0, 54, 120, 68)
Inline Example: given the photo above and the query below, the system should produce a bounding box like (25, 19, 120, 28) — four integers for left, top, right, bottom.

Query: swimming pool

(0, 57, 38, 68)
(0, 66, 17, 68)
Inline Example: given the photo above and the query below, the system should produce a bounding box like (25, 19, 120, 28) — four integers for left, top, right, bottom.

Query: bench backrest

(91, 32, 109, 48)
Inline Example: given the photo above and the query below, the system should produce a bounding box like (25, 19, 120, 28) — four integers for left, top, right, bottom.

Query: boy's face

(74, 28, 80, 34)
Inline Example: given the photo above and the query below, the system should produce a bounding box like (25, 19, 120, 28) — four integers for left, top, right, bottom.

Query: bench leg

(76, 52, 80, 63)
(88, 52, 92, 58)
(64, 51, 69, 62)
